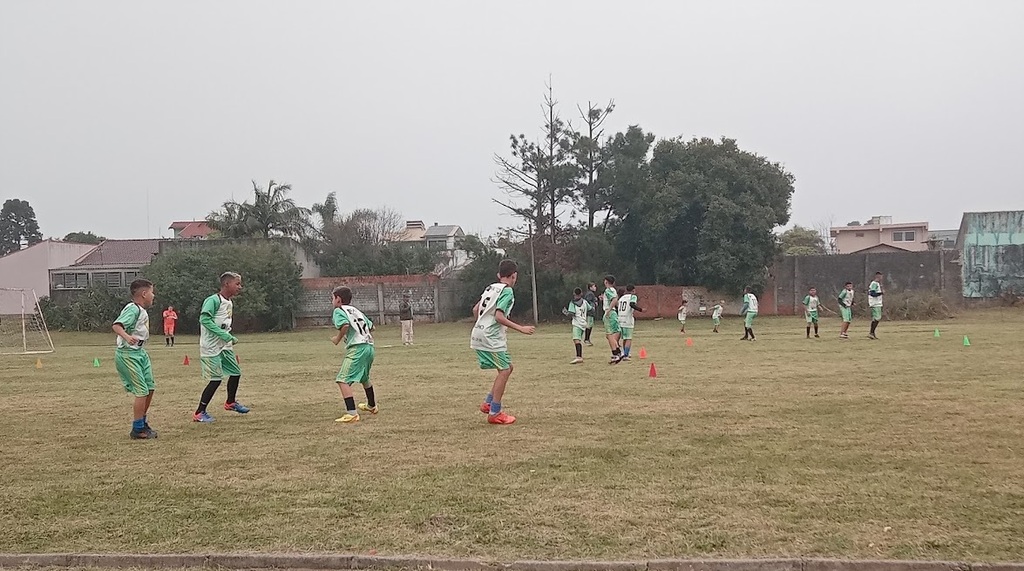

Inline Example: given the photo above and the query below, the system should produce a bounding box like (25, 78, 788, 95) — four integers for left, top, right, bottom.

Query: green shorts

(603, 314, 620, 335)
(871, 306, 882, 321)
(806, 310, 819, 324)
(337, 343, 375, 385)
(116, 349, 154, 397)
(572, 326, 585, 341)
(744, 312, 757, 328)
(713, 317, 721, 326)
(620, 326, 634, 340)
(476, 350, 511, 371)
(841, 307, 852, 323)
(587, 316, 594, 329)
(201, 350, 242, 381)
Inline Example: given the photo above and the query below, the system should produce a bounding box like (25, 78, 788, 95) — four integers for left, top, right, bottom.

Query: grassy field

(1, 309, 1023, 561)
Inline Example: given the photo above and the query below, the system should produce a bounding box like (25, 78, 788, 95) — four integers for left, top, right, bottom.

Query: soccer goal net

(0, 288, 55, 355)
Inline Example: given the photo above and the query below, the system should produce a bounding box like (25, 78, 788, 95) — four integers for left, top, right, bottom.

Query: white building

(0, 240, 98, 313)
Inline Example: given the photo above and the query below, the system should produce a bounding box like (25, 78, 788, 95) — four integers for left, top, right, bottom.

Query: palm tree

(207, 180, 311, 240)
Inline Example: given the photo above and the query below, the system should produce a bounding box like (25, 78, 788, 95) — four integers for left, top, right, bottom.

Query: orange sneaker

(480, 402, 491, 414)
(487, 411, 516, 425)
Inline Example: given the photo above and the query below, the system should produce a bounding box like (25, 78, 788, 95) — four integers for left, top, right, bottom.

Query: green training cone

(963, 335, 971, 347)
(933, 328, 940, 338)
(93, 358, 100, 367)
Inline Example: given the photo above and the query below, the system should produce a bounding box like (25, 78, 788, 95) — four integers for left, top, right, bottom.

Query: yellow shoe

(335, 413, 360, 423)
(357, 403, 379, 414)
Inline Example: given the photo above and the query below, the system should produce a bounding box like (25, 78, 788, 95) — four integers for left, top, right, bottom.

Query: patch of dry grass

(1, 309, 1022, 561)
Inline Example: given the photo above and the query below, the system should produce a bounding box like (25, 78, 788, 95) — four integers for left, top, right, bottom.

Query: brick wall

(297, 275, 440, 328)
(630, 285, 741, 320)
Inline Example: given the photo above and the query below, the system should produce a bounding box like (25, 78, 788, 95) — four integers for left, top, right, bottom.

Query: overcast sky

(2, 1, 1022, 241)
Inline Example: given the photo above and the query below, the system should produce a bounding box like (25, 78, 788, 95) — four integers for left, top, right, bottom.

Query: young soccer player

(331, 286, 377, 423)
(602, 275, 623, 363)
(563, 287, 592, 364)
(868, 272, 884, 340)
(113, 279, 158, 440)
(162, 305, 177, 347)
(193, 272, 248, 423)
(677, 297, 688, 333)
(838, 281, 855, 340)
(583, 282, 599, 346)
(740, 286, 758, 341)
(803, 287, 822, 339)
(711, 300, 724, 333)
(471, 259, 536, 425)
(617, 285, 644, 360)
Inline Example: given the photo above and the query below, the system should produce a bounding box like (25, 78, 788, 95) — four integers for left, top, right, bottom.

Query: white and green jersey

(567, 299, 591, 330)
(839, 289, 854, 308)
(803, 295, 821, 313)
(869, 281, 883, 307)
(603, 287, 618, 318)
(711, 304, 723, 319)
(678, 305, 688, 322)
(114, 302, 149, 350)
(333, 305, 374, 348)
(199, 293, 235, 358)
(470, 283, 514, 352)
(743, 293, 758, 313)
(617, 294, 638, 328)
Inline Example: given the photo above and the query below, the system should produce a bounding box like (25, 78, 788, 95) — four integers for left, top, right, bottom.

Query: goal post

(0, 288, 55, 355)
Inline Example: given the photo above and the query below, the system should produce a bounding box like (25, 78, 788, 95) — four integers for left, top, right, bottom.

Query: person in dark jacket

(399, 293, 414, 346)
(583, 282, 600, 346)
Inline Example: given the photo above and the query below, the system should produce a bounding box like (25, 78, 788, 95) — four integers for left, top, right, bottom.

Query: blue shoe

(224, 401, 250, 414)
(193, 411, 215, 423)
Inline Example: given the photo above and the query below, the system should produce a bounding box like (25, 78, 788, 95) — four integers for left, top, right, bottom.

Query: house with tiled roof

(49, 239, 164, 295)
(169, 220, 213, 239)
(396, 220, 469, 274)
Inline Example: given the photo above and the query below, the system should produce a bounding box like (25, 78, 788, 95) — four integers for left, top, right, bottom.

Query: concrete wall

(0, 241, 97, 313)
(959, 211, 1024, 298)
(768, 250, 960, 315)
(296, 274, 440, 328)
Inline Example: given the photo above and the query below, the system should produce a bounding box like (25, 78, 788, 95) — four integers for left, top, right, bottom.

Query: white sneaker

(570, 357, 583, 364)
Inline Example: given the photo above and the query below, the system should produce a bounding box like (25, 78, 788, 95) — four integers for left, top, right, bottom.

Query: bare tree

(347, 207, 403, 247)
(813, 214, 838, 254)
(571, 99, 615, 229)
(493, 134, 546, 238)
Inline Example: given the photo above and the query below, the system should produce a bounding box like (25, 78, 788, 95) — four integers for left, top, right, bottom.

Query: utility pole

(508, 226, 540, 325)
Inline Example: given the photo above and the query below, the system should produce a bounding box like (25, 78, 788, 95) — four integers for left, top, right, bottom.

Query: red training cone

(183, 355, 190, 366)
(639, 347, 648, 359)
(685, 338, 694, 347)
(648, 363, 657, 378)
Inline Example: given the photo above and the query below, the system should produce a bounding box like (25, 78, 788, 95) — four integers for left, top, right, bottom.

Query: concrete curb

(0, 555, 1021, 571)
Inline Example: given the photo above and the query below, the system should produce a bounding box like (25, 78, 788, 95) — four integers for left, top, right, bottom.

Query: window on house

(855, 232, 865, 237)
(93, 272, 123, 288)
(124, 271, 140, 282)
(892, 231, 916, 242)
(53, 272, 89, 289)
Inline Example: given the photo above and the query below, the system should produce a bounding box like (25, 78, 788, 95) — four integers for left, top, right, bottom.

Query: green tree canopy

(208, 180, 311, 239)
(0, 199, 43, 256)
(142, 243, 302, 332)
(63, 231, 106, 244)
(780, 225, 826, 256)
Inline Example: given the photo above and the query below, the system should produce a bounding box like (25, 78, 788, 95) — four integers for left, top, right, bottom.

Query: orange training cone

(648, 363, 657, 378)
(639, 347, 648, 359)
(685, 338, 694, 347)
(183, 355, 190, 366)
